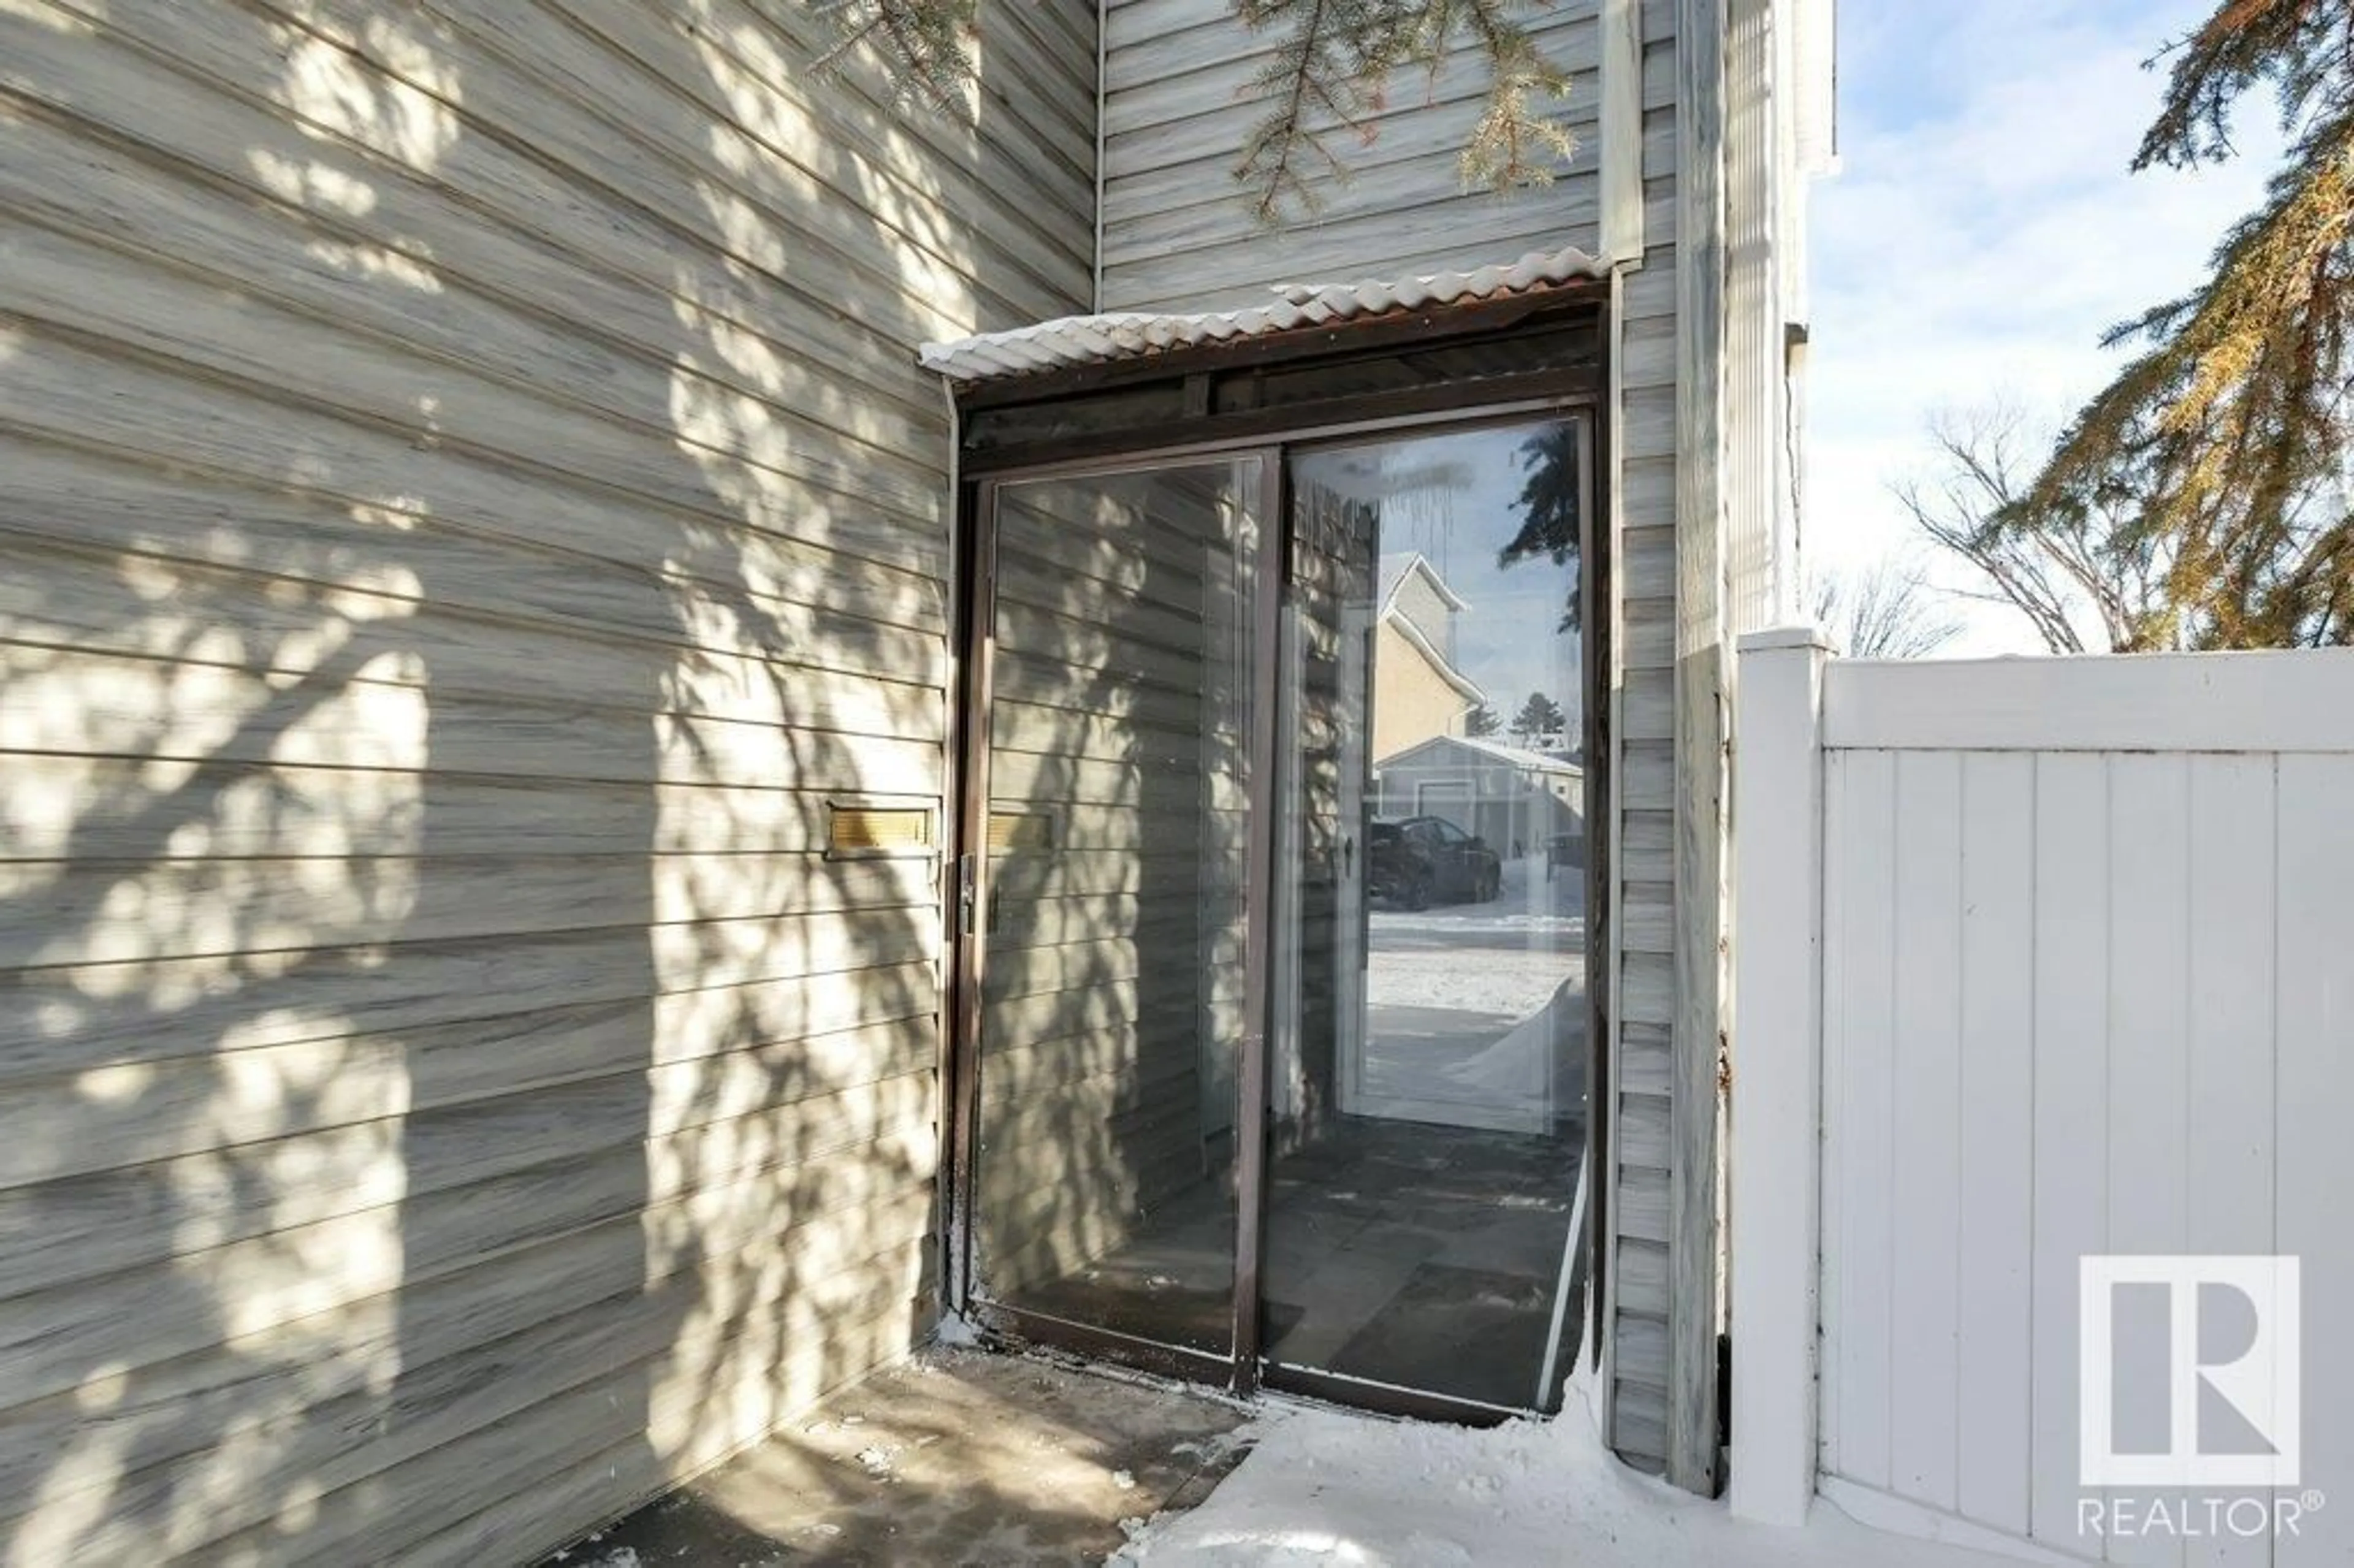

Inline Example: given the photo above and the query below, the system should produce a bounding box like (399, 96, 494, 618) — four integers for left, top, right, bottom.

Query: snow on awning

(918, 245, 1608, 385)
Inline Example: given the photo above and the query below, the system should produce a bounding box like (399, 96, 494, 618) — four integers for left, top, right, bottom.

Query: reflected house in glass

(1374, 735, 1585, 868)
(1368, 552, 1487, 760)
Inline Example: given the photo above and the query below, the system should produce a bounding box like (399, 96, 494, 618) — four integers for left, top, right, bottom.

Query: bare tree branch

(1897, 402, 2192, 653)
(1807, 558, 1962, 660)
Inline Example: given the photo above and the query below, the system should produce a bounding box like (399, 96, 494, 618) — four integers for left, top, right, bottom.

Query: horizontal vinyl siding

(1099, 0, 1625, 312)
(0, 0, 1092, 1562)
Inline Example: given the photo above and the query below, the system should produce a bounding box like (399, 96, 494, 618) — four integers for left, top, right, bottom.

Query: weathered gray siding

(1101, 0, 1670, 312)
(0, 0, 1093, 1560)
(1100, 0, 1696, 1476)
(1610, 36, 1692, 1475)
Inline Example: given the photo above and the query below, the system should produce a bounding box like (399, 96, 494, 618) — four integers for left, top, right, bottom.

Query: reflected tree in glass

(1500, 425, 1584, 633)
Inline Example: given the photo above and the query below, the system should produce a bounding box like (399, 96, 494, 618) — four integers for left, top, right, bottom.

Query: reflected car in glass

(1367, 815, 1502, 909)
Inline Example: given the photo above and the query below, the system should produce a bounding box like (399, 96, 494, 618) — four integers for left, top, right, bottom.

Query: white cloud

(1805, 0, 2277, 652)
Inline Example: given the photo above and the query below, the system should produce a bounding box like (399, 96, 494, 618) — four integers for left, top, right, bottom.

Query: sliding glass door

(1263, 421, 1591, 1413)
(959, 416, 1595, 1416)
(964, 458, 1265, 1363)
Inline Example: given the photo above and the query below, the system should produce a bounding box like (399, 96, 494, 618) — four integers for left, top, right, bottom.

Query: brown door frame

(941, 387, 1612, 1421)
(946, 447, 1283, 1394)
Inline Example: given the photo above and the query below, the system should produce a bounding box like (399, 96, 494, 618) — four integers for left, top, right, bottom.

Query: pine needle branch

(2018, 0, 2354, 647)
(810, 0, 977, 108)
(1232, 0, 1575, 222)
(807, 1, 1574, 219)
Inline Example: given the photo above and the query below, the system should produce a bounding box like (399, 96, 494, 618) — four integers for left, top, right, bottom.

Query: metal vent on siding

(826, 803, 935, 857)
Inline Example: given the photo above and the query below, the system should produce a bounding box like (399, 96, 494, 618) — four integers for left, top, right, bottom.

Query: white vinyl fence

(1729, 633, 2354, 1566)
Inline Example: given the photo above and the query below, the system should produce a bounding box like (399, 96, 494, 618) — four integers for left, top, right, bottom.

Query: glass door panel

(968, 457, 1263, 1358)
(1264, 421, 1592, 1411)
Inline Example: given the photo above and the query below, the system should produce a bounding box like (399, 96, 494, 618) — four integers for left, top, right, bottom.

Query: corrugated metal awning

(919, 245, 1607, 384)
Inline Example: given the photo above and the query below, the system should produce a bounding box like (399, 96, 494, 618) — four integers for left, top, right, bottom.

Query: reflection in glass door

(966, 458, 1264, 1362)
(1264, 421, 1593, 1412)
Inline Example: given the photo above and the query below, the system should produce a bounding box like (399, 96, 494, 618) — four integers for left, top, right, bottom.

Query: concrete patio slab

(541, 1347, 1254, 1567)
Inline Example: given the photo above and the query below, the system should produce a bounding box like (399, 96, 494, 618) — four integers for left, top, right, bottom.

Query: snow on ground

(1366, 856, 1583, 1019)
(1371, 910, 1585, 941)
(1111, 1374, 2018, 1568)
(1362, 949, 1571, 1021)
(1355, 853, 1585, 1125)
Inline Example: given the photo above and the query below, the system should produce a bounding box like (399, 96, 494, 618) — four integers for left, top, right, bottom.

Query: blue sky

(1807, 0, 2274, 651)
(1305, 425, 1585, 728)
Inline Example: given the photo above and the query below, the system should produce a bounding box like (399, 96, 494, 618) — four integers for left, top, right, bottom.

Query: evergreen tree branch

(2024, 29, 2354, 648)
(2138, 0, 2342, 170)
(1234, 0, 1377, 223)
(811, 0, 978, 106)
(1231, 0, 1575, 221)
(808, 1, 1574, 219)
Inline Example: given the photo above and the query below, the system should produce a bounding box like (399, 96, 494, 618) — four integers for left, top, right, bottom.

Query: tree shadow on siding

(0, 0, 1081, 1559)
(1, 4, 672, 1556)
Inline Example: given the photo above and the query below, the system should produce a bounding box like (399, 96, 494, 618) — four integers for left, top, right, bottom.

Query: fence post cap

(1739, 624, 1837, 655)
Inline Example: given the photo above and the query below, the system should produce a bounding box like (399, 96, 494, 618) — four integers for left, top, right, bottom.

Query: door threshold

(960, 1301, 1563, 1429)
(964, 1298, 1243, 1395)
(1259, 1361, 1545, 1428)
